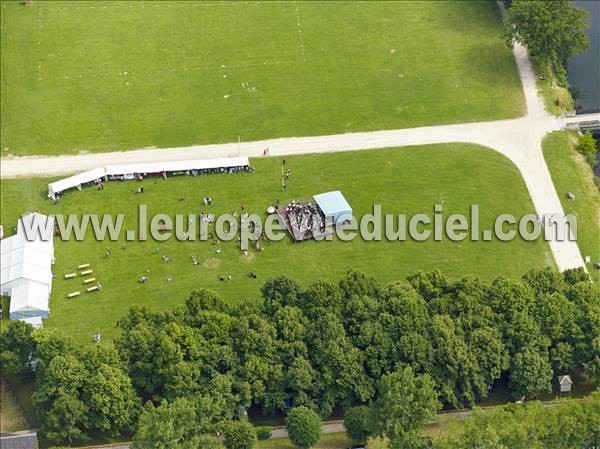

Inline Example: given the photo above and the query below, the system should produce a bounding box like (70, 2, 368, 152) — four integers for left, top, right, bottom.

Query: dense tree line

(0, 324, 138, 443)
(1, 267, 598, 446)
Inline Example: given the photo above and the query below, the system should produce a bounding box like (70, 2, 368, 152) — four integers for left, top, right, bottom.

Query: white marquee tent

(47, 157, 251, 199)
(48, 167, 107, 200)
(105, 156, 249, 177)
(9, 281, 50, 321)
(0, 213, 54, 326)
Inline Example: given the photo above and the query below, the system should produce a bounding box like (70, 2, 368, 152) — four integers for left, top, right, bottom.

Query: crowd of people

(284, 201, 326, 240)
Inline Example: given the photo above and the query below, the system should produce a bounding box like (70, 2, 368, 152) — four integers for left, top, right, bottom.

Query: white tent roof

(9, 281, 50, 314)
(1, 214, 54, 297)
(314, 191, 352, 219)
(17, 213, 55, 246)
(105, 156, 249, 176)
(1, 233, 53, 289)
(1, 213, 54, 324)
(48, 167, 106, 198)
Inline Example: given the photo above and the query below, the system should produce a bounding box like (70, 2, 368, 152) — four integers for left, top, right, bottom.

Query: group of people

(285, 201, 326, 238)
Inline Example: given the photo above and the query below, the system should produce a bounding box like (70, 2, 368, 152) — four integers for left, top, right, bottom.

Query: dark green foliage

(30, 340, 138, 444)
(224, 420, 256, 449)
(344, 406, 372, 443)
(504, 0, 589, 86)
(255, 425, 273, 440)
(577, 132, 598, 168)
(132, 398, 220, 449)
(0, 320, 35, 378)
(285, 406, 321, 449)
(1, 326, 137, 444)
(370, 366, 440, 444)
(434, 392, 600, 448)
(5, 267, 598, 445)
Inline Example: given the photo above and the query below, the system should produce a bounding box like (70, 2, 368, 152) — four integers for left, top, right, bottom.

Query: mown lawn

(257, 433, 353, 449)
(0, 378, 26, 433)
(533, 61, 575, 116)
(0, 1, 524, 157)
(0, 145, 553, 341)
(542, 131, 600, 281)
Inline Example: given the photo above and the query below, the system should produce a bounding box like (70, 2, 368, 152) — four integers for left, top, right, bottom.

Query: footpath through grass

(0, 145, 553, 341)
(1, 1, 524, 156)
(542, 131, 600, 281)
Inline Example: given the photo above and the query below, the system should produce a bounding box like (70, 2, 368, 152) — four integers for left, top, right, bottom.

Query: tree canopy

(2, 267, 598, 445)
(504, 0, 589, 85)
(285, 406, 322, 449)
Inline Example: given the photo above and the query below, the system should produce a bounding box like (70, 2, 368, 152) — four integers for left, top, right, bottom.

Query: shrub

(577, 131, 598, 168)
(255, 425, 273, 440)
(224, 420, 256, 449)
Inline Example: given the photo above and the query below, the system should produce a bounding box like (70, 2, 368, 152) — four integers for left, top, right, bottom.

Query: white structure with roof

(313, 191, 353, 225)
(48, 167, 107, 200)
(558, 374, 573, 393)
(47, 156, 251, 199)
(105, 156, 249, 177)
(0, 213, 54, 327)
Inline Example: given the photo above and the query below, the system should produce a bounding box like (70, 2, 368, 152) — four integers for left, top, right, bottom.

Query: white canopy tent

(9, 281, 50, 321)
(313, 191, 353, 225)
(48, 167, 107, 200)
(0, 236, 54, 292)
(0, 213, 54, 325)
(105, 156, 250, 177)
(47, 157, 251, 199)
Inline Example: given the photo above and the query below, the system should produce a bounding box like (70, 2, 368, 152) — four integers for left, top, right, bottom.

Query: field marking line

(58, 59, 306, 83)
(36, 6, 43, 81)
(294, 1, 307, 63)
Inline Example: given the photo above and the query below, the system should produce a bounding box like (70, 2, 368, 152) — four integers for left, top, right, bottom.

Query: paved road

(0, 44, 591, 272)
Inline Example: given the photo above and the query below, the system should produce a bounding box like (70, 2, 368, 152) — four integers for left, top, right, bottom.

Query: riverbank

(543, 131, 600, 280)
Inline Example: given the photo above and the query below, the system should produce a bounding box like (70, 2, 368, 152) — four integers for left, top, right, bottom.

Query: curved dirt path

(0, 44, 591, 272)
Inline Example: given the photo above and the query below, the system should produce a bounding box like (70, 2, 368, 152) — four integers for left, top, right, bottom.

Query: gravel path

(0, 44, 591, 273)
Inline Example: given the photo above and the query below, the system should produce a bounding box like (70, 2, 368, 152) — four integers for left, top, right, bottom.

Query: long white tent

(105, 156, 249, 177)
(47, 157, 250, 199)
(0, 213, 54, 327)
(48, 167, 107, 200)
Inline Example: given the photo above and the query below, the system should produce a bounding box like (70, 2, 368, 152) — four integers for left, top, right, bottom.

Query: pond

(567, 1, 599, 114)
(567, 1, 599, 174)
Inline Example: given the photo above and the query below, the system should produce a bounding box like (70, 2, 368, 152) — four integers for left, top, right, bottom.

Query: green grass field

(0, 379, 26, 433)
(0, 0, 524, 157)
(0, 145, 553, 341)
(542, 131, 600, 281)
(257, 433, 353, 449)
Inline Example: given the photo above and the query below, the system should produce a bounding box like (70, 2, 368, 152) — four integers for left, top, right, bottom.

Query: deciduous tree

(504, 0, 589, 85)
(224, 420, 257, 449)
(371, 365, 440, 443)
(286, 406, 321, 449)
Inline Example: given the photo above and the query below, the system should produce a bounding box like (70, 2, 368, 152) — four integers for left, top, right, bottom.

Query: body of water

(567, 1, 600, 175)
(567, 1, 600, 114)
